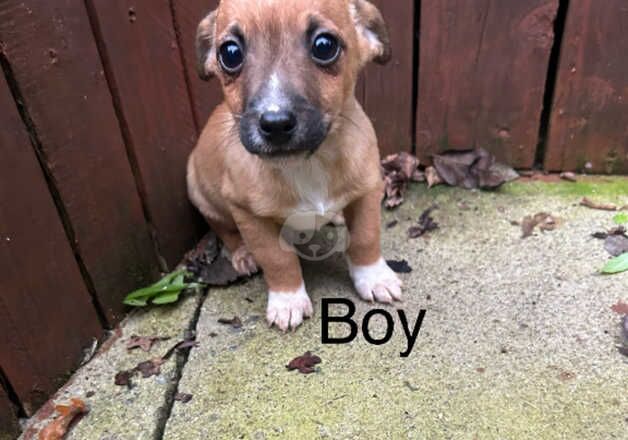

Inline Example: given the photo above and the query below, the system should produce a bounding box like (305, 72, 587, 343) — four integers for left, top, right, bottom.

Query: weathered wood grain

(171, 0, 223, 129)
(89, 0, 206, 267)
(0, 0, 159, 323)
(0, 74, 102, 415)
(0, 385, 19, 440)
(364, 0, 415, 156)
(416, 0, 558, 168)
(545, 0, 628, 173)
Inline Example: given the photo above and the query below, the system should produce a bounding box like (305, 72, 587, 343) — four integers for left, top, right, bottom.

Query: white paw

(348, 257, 403, 304)
(266, 284, 314, 332)
(231, 245, 259, 276)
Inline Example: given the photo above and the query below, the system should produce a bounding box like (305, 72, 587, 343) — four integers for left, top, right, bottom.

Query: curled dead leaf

(408, 206, 439, 239)
(386, 220, 398, 229)
(604, 235, 628, 257)
(425, 166, 443, 188)
(559, 172, 578, 182)
(580, 197, 618, 211)
(431, 148, 518, 190)
(114, 370, 134, 388)
(174, 392, 193, 403)
(611, 301, 628, 315)
(126, 335, 170, 352)
(116, 335, 199, 387)
(381, 153, 422, 209)
(185, 232, 245, 286)
(38, 398, 88, 440)
(136, 358, 165, 378)
(520, 213, 559, 238)
(286, 351, 322, 374)
(218, 316, 243, 329)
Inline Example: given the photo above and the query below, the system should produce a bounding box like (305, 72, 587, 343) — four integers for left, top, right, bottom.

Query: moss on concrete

(23, 180, 628, 439)
(503, 176, 628, 199)
(165, 182, 627, 439)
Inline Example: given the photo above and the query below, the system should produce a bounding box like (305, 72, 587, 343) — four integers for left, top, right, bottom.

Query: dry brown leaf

(126, 335, 170, 352)
(185, 232, 244, 286)
(217, 316, 243, 329)
(381, 152, 421, 179)
(408, 206, 439, 239)
(611, 301, 628, 315)
(580, 197, 618, 211)
(558, 371, 576, 382)
(592, 226, 626, 240)
(432, 148, 518, 190)
(386, 220, 398, 229)
(38, 398, 88, 440)
(116, 335, 199, 387)
(559, 172, 578, 182)
(604, 235, 628, 257)
(286, 351, 322, 374)
(114, 370, 134, 387)
(425, 166, 443, 188)
(520, 213, 558, 238)
(136, 358, 165, 378)
(381, 153, 422, 209)
(174, 392, 193, 403)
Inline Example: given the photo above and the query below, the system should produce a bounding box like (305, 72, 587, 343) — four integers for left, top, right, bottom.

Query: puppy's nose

(259, 110, 297, 144)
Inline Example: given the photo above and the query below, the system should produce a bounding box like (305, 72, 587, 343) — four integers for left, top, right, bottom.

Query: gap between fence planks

(545, 0, 628, 174)
(416, 0, 559, 168)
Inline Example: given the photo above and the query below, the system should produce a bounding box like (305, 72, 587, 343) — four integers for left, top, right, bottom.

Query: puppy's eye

(219, 41, 244, 73)
(311, 33, 340, 65)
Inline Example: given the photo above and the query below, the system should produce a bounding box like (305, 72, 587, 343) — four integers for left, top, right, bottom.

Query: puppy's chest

(280, 159, 345, 219)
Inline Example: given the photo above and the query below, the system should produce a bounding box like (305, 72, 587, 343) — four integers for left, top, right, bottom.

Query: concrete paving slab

(164, 180, 628, 439)
(20, 292, 201, 440)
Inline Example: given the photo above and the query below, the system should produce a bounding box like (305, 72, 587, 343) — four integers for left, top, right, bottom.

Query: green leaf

(601, 253, 628, 274)
(613, 212, 628, 225)
(153, 269, 187, 289)
(123, 297, 149, 307)
(152, 291, 181, 305)
(123, 269, 195, 306)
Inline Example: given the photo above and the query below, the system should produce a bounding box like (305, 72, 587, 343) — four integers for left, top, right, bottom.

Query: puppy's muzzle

(239, 90, 328, 158)
(258, 110, 298, 146)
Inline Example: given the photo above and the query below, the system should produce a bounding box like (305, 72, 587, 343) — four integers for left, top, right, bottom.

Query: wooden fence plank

(0, 0, 159, 323)
(88, 0, 205, 267)
(545, 0, 628, 173)
(364, 0, 415, 156)
(0, 74, 102, 415)
(416, 0, 558, 168)
(0, 385, 19, 440)
(171, 0, 223, 129)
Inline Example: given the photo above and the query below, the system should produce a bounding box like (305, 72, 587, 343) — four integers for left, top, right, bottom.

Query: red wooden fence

(545, 0, 628, 174)
(1, 0, 627, 434)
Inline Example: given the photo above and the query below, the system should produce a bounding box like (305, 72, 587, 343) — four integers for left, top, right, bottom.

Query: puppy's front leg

(344, 188, 403, 304)
(230, 206, 313, 331)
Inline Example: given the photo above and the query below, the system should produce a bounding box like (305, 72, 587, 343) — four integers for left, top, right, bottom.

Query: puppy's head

(196, 0, 390, 158)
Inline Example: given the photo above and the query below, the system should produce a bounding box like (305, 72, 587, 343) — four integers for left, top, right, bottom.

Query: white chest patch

(280, 158, 344, 229)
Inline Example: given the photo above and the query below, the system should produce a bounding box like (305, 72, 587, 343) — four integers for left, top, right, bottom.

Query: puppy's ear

(350, 0, 391, 65)
(196, 10, 217, 81)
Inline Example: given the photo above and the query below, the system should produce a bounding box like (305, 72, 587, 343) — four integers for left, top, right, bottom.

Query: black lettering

(321, 298, 358, 344)
(398, 309, 426, 357)
(362, 309, 394, 345)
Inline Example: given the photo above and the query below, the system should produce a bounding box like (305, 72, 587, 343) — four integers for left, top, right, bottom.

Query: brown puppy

(188, 0, 402, 331)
